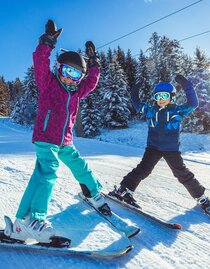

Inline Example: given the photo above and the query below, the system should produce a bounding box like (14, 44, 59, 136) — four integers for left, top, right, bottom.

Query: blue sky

(1, 0, 210, 82)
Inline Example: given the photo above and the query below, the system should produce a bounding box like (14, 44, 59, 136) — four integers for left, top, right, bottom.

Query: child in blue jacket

(110, 74, 210, 215)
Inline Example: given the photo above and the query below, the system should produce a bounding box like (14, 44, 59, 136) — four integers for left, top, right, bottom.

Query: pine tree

(99, 51, 109, 90)
(0, 76, 10, 116)
(175, 53, 194, 105)
(125, 49, 137, 89)
(11, 66, 39, 126)
(179, 53, 194, 77)
(193, 48, 210, 98)
(78, 50, 104, 137)
(182, 69, 210, 133)
(7, 78, 23, 112)
(80, 90, 101, 137)
(97, 51, 109, 101)
(93, 51, 109, 126)
(103, 60, 131, 128)
(194, 47, 210, 69)
(148, 32, 182, 86)
(158, 36, 181, 81)
(107, 48, 113, 64)
(133, 50, 152, 119)
(136, 50, 151, 102)
(116, 46, 126, 72)
(181, 47, 210, 133)
(147, 32, 161, 86)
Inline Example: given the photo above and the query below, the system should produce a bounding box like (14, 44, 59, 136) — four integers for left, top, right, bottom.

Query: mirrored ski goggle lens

(60, 64, 83, 81)
(154, 92, 170, 101)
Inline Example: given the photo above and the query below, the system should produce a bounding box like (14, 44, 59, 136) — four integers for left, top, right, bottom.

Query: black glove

(85, 41, 100, 68)
(39, 20, 63, 49)
(175, 74, 189, 89)
(131, 83, 141, 110)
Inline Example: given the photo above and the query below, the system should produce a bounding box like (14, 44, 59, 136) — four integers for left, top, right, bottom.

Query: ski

(0, 229, 71, 248)
(0, 230, 132, 257)
(0, 216, 133, 258)
(103, 192, 182, 230)
(78, 192, 140, 238)
(0, 215, 71, 248)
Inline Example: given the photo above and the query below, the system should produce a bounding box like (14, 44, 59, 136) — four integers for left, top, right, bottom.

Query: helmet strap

(170, 93, 176, 103)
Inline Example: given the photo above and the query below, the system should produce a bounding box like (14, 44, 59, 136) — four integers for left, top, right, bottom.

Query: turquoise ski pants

(16, 142, 102, 221)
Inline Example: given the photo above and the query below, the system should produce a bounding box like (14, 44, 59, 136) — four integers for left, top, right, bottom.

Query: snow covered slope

(0, 118, 209, 269)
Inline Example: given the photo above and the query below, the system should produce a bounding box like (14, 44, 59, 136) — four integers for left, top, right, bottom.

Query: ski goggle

(154, 92, 171, 101)
(59, 64, 84, 82)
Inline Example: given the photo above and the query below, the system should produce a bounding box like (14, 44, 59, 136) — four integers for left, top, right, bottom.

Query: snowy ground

(0, 118, 209, 269)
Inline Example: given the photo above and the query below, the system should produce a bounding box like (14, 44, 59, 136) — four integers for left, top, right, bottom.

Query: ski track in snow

(0, 118, 209, 269)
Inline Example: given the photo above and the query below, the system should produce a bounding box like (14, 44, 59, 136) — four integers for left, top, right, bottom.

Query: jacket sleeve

(77, 67, 100, 99)
(178, 81, 199, 116)
(33, 44, 53, 93)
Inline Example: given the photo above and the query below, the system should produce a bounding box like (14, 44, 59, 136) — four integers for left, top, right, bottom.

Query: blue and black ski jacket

(132, 82, 198, 151)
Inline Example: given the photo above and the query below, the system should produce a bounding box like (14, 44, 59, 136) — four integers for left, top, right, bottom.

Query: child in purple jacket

(7, 20, 111, 243)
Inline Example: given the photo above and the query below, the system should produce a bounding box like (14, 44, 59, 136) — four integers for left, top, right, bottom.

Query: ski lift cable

(179, 30, 210, 42)
(132, 30, 210, 58)
(97, 0, 203, 50)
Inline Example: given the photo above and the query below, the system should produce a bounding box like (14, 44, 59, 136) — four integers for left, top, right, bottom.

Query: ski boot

(196, 195, 210, 216)
(109, 185, 141, 209)
(2, 216, 71, 248)
(87, 193, 112, 216)
(11, 217, 56, 243)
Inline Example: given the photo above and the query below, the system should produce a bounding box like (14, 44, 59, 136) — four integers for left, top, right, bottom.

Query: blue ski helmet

(152, 82, 176, 102)
(152, 82, 176, 94)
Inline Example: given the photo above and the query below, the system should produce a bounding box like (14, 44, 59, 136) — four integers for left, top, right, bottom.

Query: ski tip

(173, 223, 182, 230)
(125, 245, 134, 254)
(128, 228, 141, 238)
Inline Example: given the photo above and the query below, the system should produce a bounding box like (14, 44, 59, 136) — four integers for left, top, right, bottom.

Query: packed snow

(0, 117, 209, 269)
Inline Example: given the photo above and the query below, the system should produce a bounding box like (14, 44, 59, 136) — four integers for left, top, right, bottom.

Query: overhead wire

(131, 30, 210, 58)
(179, 30, 210, 42)
(97, 0, 203, 50)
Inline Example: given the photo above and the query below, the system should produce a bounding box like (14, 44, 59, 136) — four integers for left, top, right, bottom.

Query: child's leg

(58, 145, 102, 198)
(16, 142, 59, 221)
(15, 160, 40, 220)
(120, 148, 162, 191)
(164, 151, 205, 198)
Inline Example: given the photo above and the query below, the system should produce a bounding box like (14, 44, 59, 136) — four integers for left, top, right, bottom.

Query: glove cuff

(39, 34, 57, 49)
(88, 55, 100, 68)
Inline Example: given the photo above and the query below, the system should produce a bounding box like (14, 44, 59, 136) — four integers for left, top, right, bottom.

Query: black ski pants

(121, 148, 205, 199)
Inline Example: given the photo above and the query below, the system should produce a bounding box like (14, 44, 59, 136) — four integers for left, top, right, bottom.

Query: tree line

(1, 32, 210, 136)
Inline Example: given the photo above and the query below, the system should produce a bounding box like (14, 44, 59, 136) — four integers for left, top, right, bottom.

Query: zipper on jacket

(167, 112, 170, 122)
(150, 119, 155, 127)
(60, 92, 71, 146)
(43, 110, 51, 132)
(155, 112, 158, 122)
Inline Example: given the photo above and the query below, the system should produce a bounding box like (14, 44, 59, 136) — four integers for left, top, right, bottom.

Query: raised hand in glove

(39, 20, 63, 49)
(130, 83, 141, 111)
(175, 74, 190, 89)
(175, 74, 197, 106)
(85, 41, 100, 68)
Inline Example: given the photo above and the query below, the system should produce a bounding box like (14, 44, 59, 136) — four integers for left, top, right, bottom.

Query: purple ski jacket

(32, 44, 100, 146)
